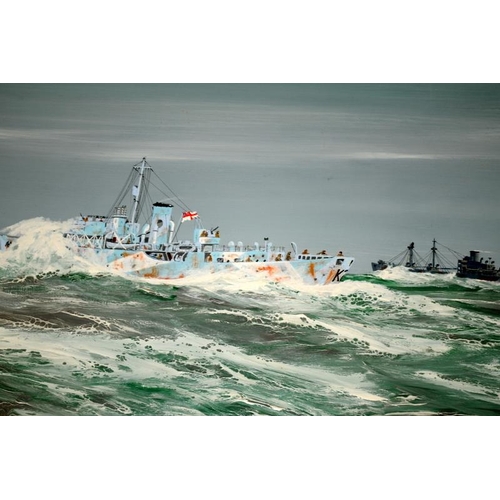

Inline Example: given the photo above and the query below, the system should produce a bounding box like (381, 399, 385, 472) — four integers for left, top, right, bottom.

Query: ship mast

(131, 157, 147, 224)
(407, 242, 415, 266)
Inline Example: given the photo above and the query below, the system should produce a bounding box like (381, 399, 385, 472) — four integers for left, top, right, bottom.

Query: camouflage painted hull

(76, 246, 354, 285)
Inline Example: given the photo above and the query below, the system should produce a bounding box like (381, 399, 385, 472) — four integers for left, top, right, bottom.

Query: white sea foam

(375, 266, 457, 284)
(189, 275, 459, 328)
(143, 268, 448, 323)
(416, 370, 500, 400)
(0, 326, 386, 407)
(143, 265, 301, 291)
(0, 217, 106, 277)
(200, 306, 450, 356)
(286, 278, 457, 318)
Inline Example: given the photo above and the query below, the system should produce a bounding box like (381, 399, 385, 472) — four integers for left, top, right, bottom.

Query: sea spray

(0, 217, 109, 278)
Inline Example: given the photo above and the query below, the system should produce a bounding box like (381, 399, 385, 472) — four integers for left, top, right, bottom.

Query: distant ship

(371, 240, 460, 274)
(1, 157, 355, 285)
(456, 251, 500, 281)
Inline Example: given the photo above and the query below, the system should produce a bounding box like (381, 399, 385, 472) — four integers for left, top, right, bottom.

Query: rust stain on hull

(143, 267, 159, 278)
(308, 263, 316, 279)
(257, 265, 279, 276)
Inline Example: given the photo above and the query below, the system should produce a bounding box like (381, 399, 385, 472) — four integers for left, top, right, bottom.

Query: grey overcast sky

(1, 83, 499, 272)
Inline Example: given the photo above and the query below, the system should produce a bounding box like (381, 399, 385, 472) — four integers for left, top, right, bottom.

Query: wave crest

(0, 217, 105, 279)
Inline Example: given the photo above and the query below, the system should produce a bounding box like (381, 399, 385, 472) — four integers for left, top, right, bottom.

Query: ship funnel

(470, 250, 480, 262)
(151, 202, 173, 246)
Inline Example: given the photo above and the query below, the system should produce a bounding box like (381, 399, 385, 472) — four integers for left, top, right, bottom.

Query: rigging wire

(386, 240, 461, 269)
(395, 249, 424, 266)
(150, 169, 192, 213)
(105, 167, 136, 220)
(101, 158, 204, 230)
(418, 249, 456, 269)
(388, 247, 412, 264)
(436, 241, 464, 260)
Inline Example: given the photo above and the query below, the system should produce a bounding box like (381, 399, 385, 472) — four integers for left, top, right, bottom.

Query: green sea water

(1, 259, 499, 416)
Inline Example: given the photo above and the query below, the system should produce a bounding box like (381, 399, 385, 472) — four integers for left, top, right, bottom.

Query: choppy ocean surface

(1, 218, 500, 417)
